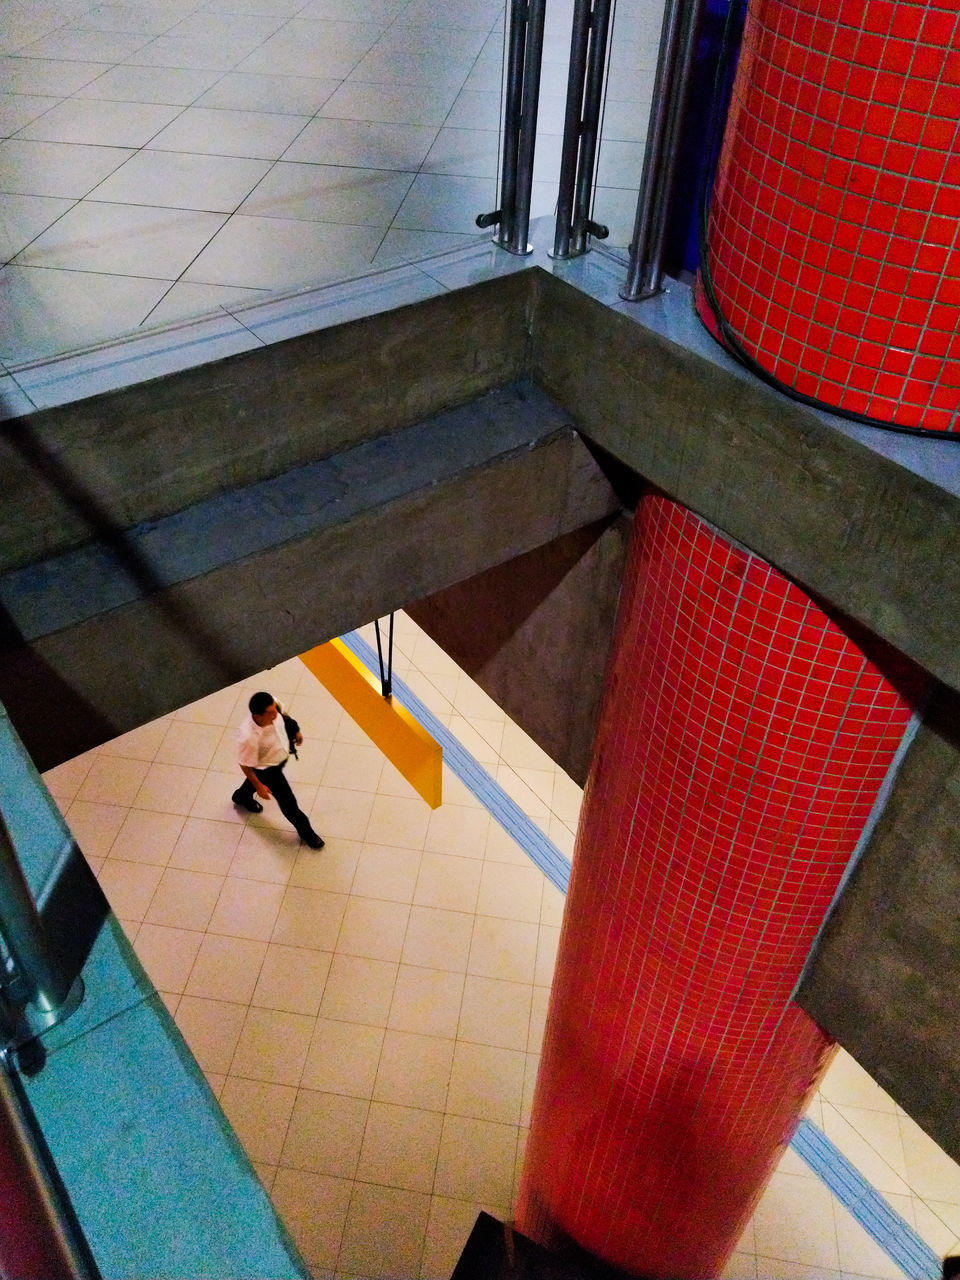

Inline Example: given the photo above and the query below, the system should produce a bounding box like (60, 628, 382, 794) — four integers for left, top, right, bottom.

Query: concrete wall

(408, 515, 631, 786)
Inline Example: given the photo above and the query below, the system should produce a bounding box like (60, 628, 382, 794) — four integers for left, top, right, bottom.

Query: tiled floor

(0, 0, 657, 365)
(42, 611, 960, 1280)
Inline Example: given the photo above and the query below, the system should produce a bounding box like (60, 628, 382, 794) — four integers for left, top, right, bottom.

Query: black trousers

(233, 763, 318, 841)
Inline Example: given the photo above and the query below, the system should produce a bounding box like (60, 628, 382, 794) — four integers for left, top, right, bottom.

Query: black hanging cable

(695, 3, 960, 441)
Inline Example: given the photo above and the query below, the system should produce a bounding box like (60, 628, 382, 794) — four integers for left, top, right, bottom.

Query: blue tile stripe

(339, 630, 571, 894)
(339, 631, 943, 1279)
(790, 1117, 941, 1279)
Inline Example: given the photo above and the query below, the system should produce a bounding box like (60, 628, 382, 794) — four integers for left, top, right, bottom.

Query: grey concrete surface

(409, 515, 630, 786)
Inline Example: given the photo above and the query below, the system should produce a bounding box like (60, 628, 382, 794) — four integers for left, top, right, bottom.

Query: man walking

(232, 691, 324, 849)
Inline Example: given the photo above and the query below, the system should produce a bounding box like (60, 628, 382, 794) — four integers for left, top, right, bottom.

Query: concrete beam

(0, 273, 535, 572)
(796, 685, 960, 1164)
(0, 384, 619, 769)
(531, 271, 960, 698)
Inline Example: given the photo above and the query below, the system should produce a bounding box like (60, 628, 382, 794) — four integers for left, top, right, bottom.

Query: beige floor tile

(414, 851, 483, 913)
(468, 916, 538, 984)
(401, 906, 474, 972)
(424, 804, 491, 858)
(230, 1006, 315, 1085)
(521, 1053, 539, 1127)
(174, 995, 248, 1075)
(322, 741, 386, 791)
(311, 785, 376, 840)
(144, 865, 225, 931)
(751, 1171, 841, 1270)
(289, 838, 362, 893)
(527, 985, 550, 1055)
(446, 714, 501, 765)
(913, 1198, 960, 1254)
(270, 1169, 352, 1269)
(184, 934, 268, 1004)
(550, 768, 583, 825)
(64, 800, 129, 859)
(421, 1195, 499, 1280)
(43, 753, 98, 802)
(719, 1251, 758, 1280)
(98, 719, 170, 762)
(356, 1101, 444, 1192)
(441, 771, 486, 810)
(547, 816, 576, 859)
(499, 719, 556, 773)
(96, 858, 165, 920)
(156, 719, 223, 770)
(339, 1183, 431, 1278)
(252, 1162, 278, 1194)
(176, 685, 244, 727)
(824, 1102, 911, 1187)
(300, 1018, 385, 1096)
(458, 975, 531, 1051)
(534, 924, 560, 987)
(378, 759, 422, 800)
(280, 738, 334, 786)
(134, 760, 207, 816)
(169, 816, 244, 874)
(434, 1115, 517, 1209)
(134, 922, 205, 994)
(389, 965, 465, 1039)
(900, 1112, 960, 1202)
(483, 821, 534, 868)
(540, 881, 566, 927)
(229, 824, 301, 884)
(76, 754, 151, 806)
(834, 1192, 913, 1279)
(514, 766, 556, 808)
(108, 808, 186, 865)
(476, 860, 543, 923)
(351, 842, 422, 903)
(446, 1041, 525, 1125)
(219, 1076, 298, 1164)
(319, 953, 399, 1026)
(336, 896, 411, 962)
(451, 679, 505, 723)
(365, 792, 432, 849)
(495, 765, 550, 821)
(271, 885, 348, 950)
(818, 1048, 898, 1114)
(280, 1089, 369, 1178)
(373, 1029, 455, 1112)
(252, 944, 332, 1016)
(189, 770, 248, 823)
(209, 876, 286, 941)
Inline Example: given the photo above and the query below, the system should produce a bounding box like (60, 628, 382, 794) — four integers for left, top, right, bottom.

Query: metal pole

(509, 0, 547, 254)
(553, 0, 594, 258)
(495, 0, 528, 250)
(571, 0, 613, 253)
(0, 808, 74, 1023)
(0, 1058, 102, 1279)
(643, 0, 703, 282)
(620, 0, 685, 299)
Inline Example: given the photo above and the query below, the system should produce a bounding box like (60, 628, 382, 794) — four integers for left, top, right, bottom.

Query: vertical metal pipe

(643, 0, 703, 281)
(570, 0, 613, 253)
(621, 0, 685, 298)
(553, 0, 594, 258)
(497, 0, 528, 250)
(509, 0, 547, 253)
(0, 808, 72, 1018)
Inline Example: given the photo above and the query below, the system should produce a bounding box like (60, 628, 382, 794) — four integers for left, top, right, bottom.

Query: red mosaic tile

(697, 0, 960, 433)
(516, 497, 919, 1278)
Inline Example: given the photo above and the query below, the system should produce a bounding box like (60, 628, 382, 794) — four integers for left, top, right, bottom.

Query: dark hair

(249, 691, 275, 716)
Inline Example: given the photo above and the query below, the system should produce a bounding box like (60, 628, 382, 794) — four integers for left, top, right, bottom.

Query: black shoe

(232, 791, 263, 814)
(303, 833, 325, 850)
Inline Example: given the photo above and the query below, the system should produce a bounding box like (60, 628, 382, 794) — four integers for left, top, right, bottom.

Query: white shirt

(237, 713, 288, 769)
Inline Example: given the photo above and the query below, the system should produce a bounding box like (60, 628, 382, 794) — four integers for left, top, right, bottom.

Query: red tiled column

(696, 0, 960, 433)
(516, 495, 916, 1278)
